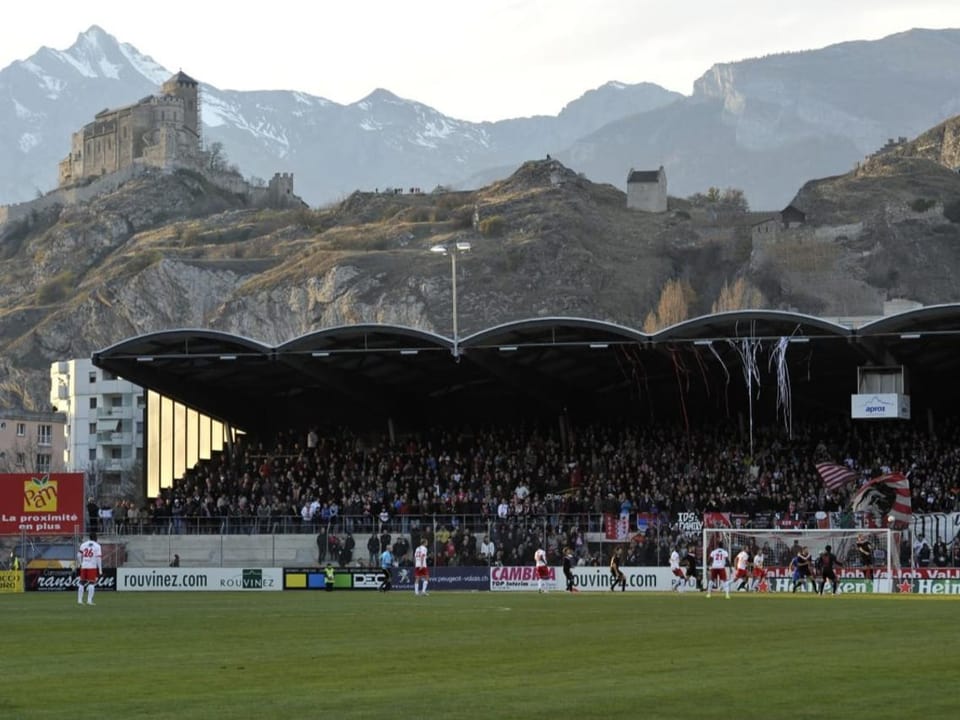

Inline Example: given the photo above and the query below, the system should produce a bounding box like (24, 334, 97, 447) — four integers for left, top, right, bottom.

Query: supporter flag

(850, 472, 911, 526)
(603, 514, 630, 540)
(816, 462, 858, 491)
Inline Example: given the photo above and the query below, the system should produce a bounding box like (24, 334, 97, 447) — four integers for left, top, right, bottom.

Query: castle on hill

(58, 70, 204, 187)
(0, 71, 299, 228)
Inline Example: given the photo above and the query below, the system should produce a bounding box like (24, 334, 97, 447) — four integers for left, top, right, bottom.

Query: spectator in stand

(86, 497, 99, 535)
(126, 502, 140, 535)
(367, 534, 380, 566)
(479, 535, 496, 565)
(113, 499, 127, 536)
(154, 418, 960, 552)
(914, 535, 932, 568)
(932, 540, 949, 568)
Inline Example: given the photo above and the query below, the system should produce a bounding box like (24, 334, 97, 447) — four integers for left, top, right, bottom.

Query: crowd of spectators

(96, 417, 960, 566)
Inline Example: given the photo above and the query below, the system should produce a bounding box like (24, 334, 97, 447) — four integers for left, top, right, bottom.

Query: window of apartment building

(89, 449, 96, 462)
(16, 422, 26, 436)
(111, 396, 123, 408)
(36, 454, 51, 473)
(37, 424, 52, 446)
(89, 397, 97, 409)
(15, 452, 25, 467)
(89, 371, 97, 383)
(110, 448, 122, 460)
(136, 421, 144, 435)
(89, 422, 97, 435)
(136, 394, 145, 408)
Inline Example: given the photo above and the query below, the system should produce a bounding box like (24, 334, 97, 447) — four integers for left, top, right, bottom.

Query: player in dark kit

(792, 546, 815, 593)
(562, 547, 578, 592)
(683, 545, 703, 591)
(818, 544, 842, 595)
(609, 548, 626, 591)
(856, 534, 873, 581)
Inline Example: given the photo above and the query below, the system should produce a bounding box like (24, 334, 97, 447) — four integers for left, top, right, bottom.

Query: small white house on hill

(627, 166, 667, 212)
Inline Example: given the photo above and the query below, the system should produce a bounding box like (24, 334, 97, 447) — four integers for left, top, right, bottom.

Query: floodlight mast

(430, 241, 471, 357)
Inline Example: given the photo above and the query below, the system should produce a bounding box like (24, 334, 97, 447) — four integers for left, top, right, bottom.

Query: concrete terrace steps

(118, 533, 326, 568)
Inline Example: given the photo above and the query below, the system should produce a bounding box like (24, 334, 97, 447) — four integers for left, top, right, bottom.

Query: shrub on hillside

(943, 198, 960, 223)
(479, 215, 506, 237)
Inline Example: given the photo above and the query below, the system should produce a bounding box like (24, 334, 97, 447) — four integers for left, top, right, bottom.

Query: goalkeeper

(856, 534, 873, 580)
(817, 545, 842, 595)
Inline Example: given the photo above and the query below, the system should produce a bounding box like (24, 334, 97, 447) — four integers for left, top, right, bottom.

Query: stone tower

(162, 71, 200, 142)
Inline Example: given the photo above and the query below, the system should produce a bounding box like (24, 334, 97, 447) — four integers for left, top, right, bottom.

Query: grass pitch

(2, 590, 956, 719)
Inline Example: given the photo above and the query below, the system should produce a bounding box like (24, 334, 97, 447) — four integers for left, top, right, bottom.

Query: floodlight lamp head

(455, 241, 472, 252)
(429, 245, 447, 254)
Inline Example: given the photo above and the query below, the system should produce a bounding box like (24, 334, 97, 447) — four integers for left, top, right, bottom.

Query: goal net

(701, 527, 897, 594)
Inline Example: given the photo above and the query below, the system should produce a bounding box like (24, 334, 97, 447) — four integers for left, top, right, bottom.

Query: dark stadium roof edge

(91, 307, 960, 432)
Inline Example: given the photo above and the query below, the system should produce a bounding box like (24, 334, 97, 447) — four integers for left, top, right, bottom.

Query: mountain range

(4, 26, 960, 210)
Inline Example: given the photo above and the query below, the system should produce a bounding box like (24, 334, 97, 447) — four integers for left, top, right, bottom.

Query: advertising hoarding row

(14, 566, 960, 593)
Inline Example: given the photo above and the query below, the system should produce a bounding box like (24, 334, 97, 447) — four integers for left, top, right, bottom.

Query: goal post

(701, 527, 896, 593)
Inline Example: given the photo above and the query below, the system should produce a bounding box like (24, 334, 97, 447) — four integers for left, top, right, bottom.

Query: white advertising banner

(489, 566, 673, 592)
(850, 393, 910, 419)
(117, 567, 282, 592)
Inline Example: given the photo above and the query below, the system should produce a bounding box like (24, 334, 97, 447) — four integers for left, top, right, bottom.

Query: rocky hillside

(3, 131, 960, 411)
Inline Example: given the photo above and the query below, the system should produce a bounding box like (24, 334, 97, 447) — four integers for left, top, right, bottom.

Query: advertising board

(0, 473, 84, 535)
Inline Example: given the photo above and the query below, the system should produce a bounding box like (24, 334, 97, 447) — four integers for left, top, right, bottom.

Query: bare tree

(644, 278, 696, 332)
(712, 277, 766, 313)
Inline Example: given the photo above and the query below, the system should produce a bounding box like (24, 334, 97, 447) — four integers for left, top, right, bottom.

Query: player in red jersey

(413, 538, 430, 596)
(534, 547, 550, 593)
(76, 531, 102, 606)
(733, 547, 751, 592)
(751, 548, 767, 592)
(707, 541, 730, 599)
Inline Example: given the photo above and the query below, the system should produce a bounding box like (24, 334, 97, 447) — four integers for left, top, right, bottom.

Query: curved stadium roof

(92, 307, 960, 432)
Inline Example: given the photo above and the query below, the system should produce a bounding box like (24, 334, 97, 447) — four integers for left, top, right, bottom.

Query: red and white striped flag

(815, 462, 858, 491)
(851, 472, 912, 525)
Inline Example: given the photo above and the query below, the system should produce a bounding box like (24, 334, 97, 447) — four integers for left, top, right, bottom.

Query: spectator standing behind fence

(933, 540, 949, 567)
(340, 532, 355, 566)
(86, 497, 99, 535)
(914, 535, 931, 567)
(480, 535, 496, 565)
(113, 500, 127, 535)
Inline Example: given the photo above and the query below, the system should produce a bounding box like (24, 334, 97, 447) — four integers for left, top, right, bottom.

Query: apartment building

(50, 358, 144, 488)
(0, 408, 66, 473)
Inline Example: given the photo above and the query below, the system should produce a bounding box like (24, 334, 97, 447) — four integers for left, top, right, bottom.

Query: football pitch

(2, 590, 956, 720)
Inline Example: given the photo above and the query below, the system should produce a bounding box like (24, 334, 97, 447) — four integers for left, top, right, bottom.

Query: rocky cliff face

(3, 145, 960, 413)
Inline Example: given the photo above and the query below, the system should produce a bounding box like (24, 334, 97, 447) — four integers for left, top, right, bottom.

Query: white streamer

(768, 336, 793, 438)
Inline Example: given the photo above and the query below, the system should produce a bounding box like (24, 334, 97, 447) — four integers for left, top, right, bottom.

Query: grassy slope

(2, 591, 956, 720)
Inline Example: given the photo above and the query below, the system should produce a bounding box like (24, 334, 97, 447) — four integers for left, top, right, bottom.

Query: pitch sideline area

(2, 590, 956, 719)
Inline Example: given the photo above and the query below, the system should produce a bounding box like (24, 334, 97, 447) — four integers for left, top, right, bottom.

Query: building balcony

(97, 406, 135, 420)
(96, 431, 133, 445)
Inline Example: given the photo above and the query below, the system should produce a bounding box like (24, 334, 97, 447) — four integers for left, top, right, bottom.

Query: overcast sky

(3, 0, 960, 122)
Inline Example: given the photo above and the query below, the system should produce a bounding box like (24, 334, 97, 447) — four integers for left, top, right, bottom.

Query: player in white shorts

(76, 531, 102, 606)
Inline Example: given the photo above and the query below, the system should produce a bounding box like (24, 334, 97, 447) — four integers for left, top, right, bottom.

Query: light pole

(430, 240, 471, 357)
